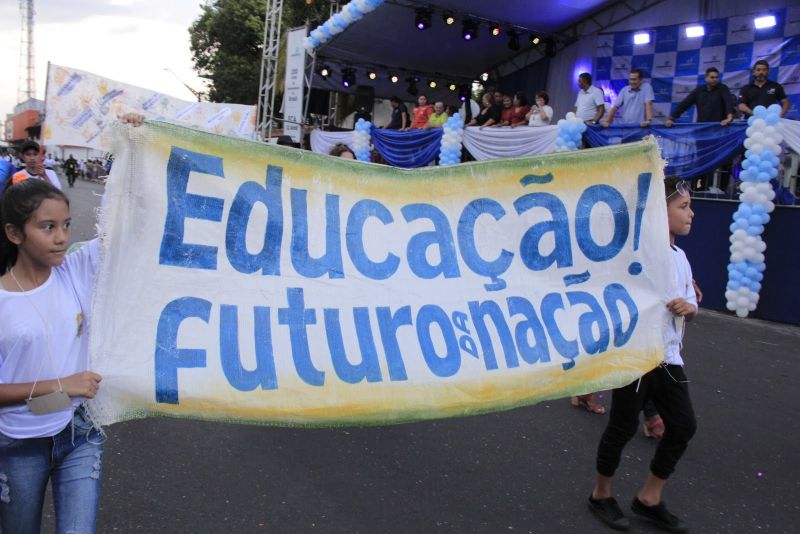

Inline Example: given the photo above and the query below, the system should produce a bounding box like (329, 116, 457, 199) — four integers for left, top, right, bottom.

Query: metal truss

(256, 0, 284, 141)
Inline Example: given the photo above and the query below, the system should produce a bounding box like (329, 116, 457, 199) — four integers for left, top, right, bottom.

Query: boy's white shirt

(663, 244, 697, 366)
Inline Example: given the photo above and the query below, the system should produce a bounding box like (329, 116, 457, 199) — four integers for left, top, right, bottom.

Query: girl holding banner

(0, 179, 105, 532)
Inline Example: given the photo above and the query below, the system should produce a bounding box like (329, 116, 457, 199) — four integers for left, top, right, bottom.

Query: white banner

(283, 28, 308, 144)
(90, 121, 674, 427)
(43, 63, 256, 151)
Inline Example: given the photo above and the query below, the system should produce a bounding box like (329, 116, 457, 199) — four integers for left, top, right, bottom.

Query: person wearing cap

(9, 141, 62, 191)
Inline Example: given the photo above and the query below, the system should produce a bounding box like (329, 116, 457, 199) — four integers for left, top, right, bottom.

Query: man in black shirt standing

(738, 60, 790, 117)
(666, 67, 736, 191)
(665, 67, 733, 127)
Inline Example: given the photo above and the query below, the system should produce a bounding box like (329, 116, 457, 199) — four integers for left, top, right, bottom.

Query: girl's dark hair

(329, 144, 354, 158)
(513, 92, 527, 106)
(536, 91, 550, 104)
(664, 175, 685, 200)
(0, 180, 70, 273)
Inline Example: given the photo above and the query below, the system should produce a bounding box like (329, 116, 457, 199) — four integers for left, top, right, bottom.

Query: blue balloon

(730, 270, 742, 281)
(751, 204, 764, 214)
(768, 167, 778, 178)
(729, 222, 740, 233)
(766, 114, 780, 125)
(746, 225, 762, 236)
(755, 262, 766, 272)
(739, 204, 752, 216)
(747, 116, 755, 126)
(767, 104, 782, 115)
(753, 105, 767, 118)
(761, 213, 770, 224)
(728, 280, 741, 290)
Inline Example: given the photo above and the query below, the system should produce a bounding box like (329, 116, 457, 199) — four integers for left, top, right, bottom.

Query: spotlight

(442, 10, 455, 25)
(633, 32, 650, 45)
(530, 34, 541, 45)
(342, 67, 355, 88)
(754, 15, 776, 29)
(462, 19, 478, 41)
(544, 38, 557, 58)
(458, 84, 470, 102)
(448, 82, 457, 91)
(428, 79, 437, 89)
(318, 65, 330, 78)
(507, 30, 520, 51)
(415, 8, 433, 30)
(490, 24, 501, 37)
(368, 71, 377, 80)
(685, 25, 704, 38)
(389, 73, 399, 83)
(406, 77, 418, 96)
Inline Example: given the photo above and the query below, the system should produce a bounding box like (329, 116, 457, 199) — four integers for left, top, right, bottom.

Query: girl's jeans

(0, 404, 103, 534)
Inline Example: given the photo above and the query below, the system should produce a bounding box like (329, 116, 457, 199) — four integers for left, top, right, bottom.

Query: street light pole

(163, 68, 204, 102)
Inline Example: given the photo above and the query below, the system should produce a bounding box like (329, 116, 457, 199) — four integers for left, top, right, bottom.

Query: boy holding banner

(588, 177, 698, 533)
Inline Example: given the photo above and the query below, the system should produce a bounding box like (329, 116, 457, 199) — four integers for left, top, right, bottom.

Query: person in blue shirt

(603, 69, 654, 127)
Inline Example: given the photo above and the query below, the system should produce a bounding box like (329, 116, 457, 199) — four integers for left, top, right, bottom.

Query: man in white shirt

(10, 141, 63, 190)
(573, 72, 606, 125)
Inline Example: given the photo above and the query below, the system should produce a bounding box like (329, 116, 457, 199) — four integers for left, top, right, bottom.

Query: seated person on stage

(424, 101, 449, 129)
(508, 93, 532, 127)
(526, 91, 554, 127)
(495, 95, 515, 127)
(466, 92, 501, 129)
(405, 95, 434, 130)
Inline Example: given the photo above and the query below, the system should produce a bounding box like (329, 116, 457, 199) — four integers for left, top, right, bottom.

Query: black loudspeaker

(354, 85, 375, 123)
(307, 88, 330, 115)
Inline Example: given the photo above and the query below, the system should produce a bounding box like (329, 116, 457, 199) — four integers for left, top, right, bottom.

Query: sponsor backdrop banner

(43, 63, 256, 152)
(594, 7, 800, 122)
(90, 121, 673, 427)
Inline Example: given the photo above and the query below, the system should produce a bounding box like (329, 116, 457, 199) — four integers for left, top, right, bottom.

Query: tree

(189, 0, 332, 105)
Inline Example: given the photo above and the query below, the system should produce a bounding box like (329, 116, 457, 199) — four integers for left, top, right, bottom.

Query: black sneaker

(588, 494, 630, 531)
(631, 497, 689, 533)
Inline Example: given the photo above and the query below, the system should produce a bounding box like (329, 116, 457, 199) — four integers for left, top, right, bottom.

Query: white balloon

(752, 118, 767, 129)
(747, 301, 758, 311)
(771, 145, 782, 155)
(565, 112, 576, 120)
(735, 308, 748, 318)
(726, 301, 737, 311)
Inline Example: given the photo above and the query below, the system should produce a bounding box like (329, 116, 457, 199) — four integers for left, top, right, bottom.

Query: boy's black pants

(596, 364, 697, 480)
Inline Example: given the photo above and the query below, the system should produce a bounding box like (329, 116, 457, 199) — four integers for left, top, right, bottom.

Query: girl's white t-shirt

(528, 105, 553, 126)
(663, 245, 696, 366)
(0, 239, 99, 439)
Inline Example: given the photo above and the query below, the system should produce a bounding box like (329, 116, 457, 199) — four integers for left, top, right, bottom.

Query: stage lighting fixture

(462, 19, 478, 41)
(318, 65, 330, 78)
(685, 25, 704, 38)
(507, 30, 520, 51)
(389, 73, 399, 83)
(448, 82, 457, 91)
(342, 67, 356, 88)
(442, 11, 455, 25)
(368, 71, 377, 80)
(633, 32, 650, 45)
(544, 38, 556, 58)
(754, 15, 776, 29)
(407, 77, 418, 96)
(530, 34, 541, 45)
(415, 8, 433, 30)
(490, 24, 501, 37)
(458, 84, 470, 102)
(428, 80, 437, 89)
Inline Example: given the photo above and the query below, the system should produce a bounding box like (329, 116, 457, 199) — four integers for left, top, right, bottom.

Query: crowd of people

(378, 60, 788, 135)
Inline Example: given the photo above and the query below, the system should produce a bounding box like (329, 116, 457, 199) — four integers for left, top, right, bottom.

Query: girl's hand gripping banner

(90, 121, 672, 426)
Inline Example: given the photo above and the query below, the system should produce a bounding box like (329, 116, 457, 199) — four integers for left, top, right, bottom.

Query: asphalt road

(42, 174, 799, 533)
